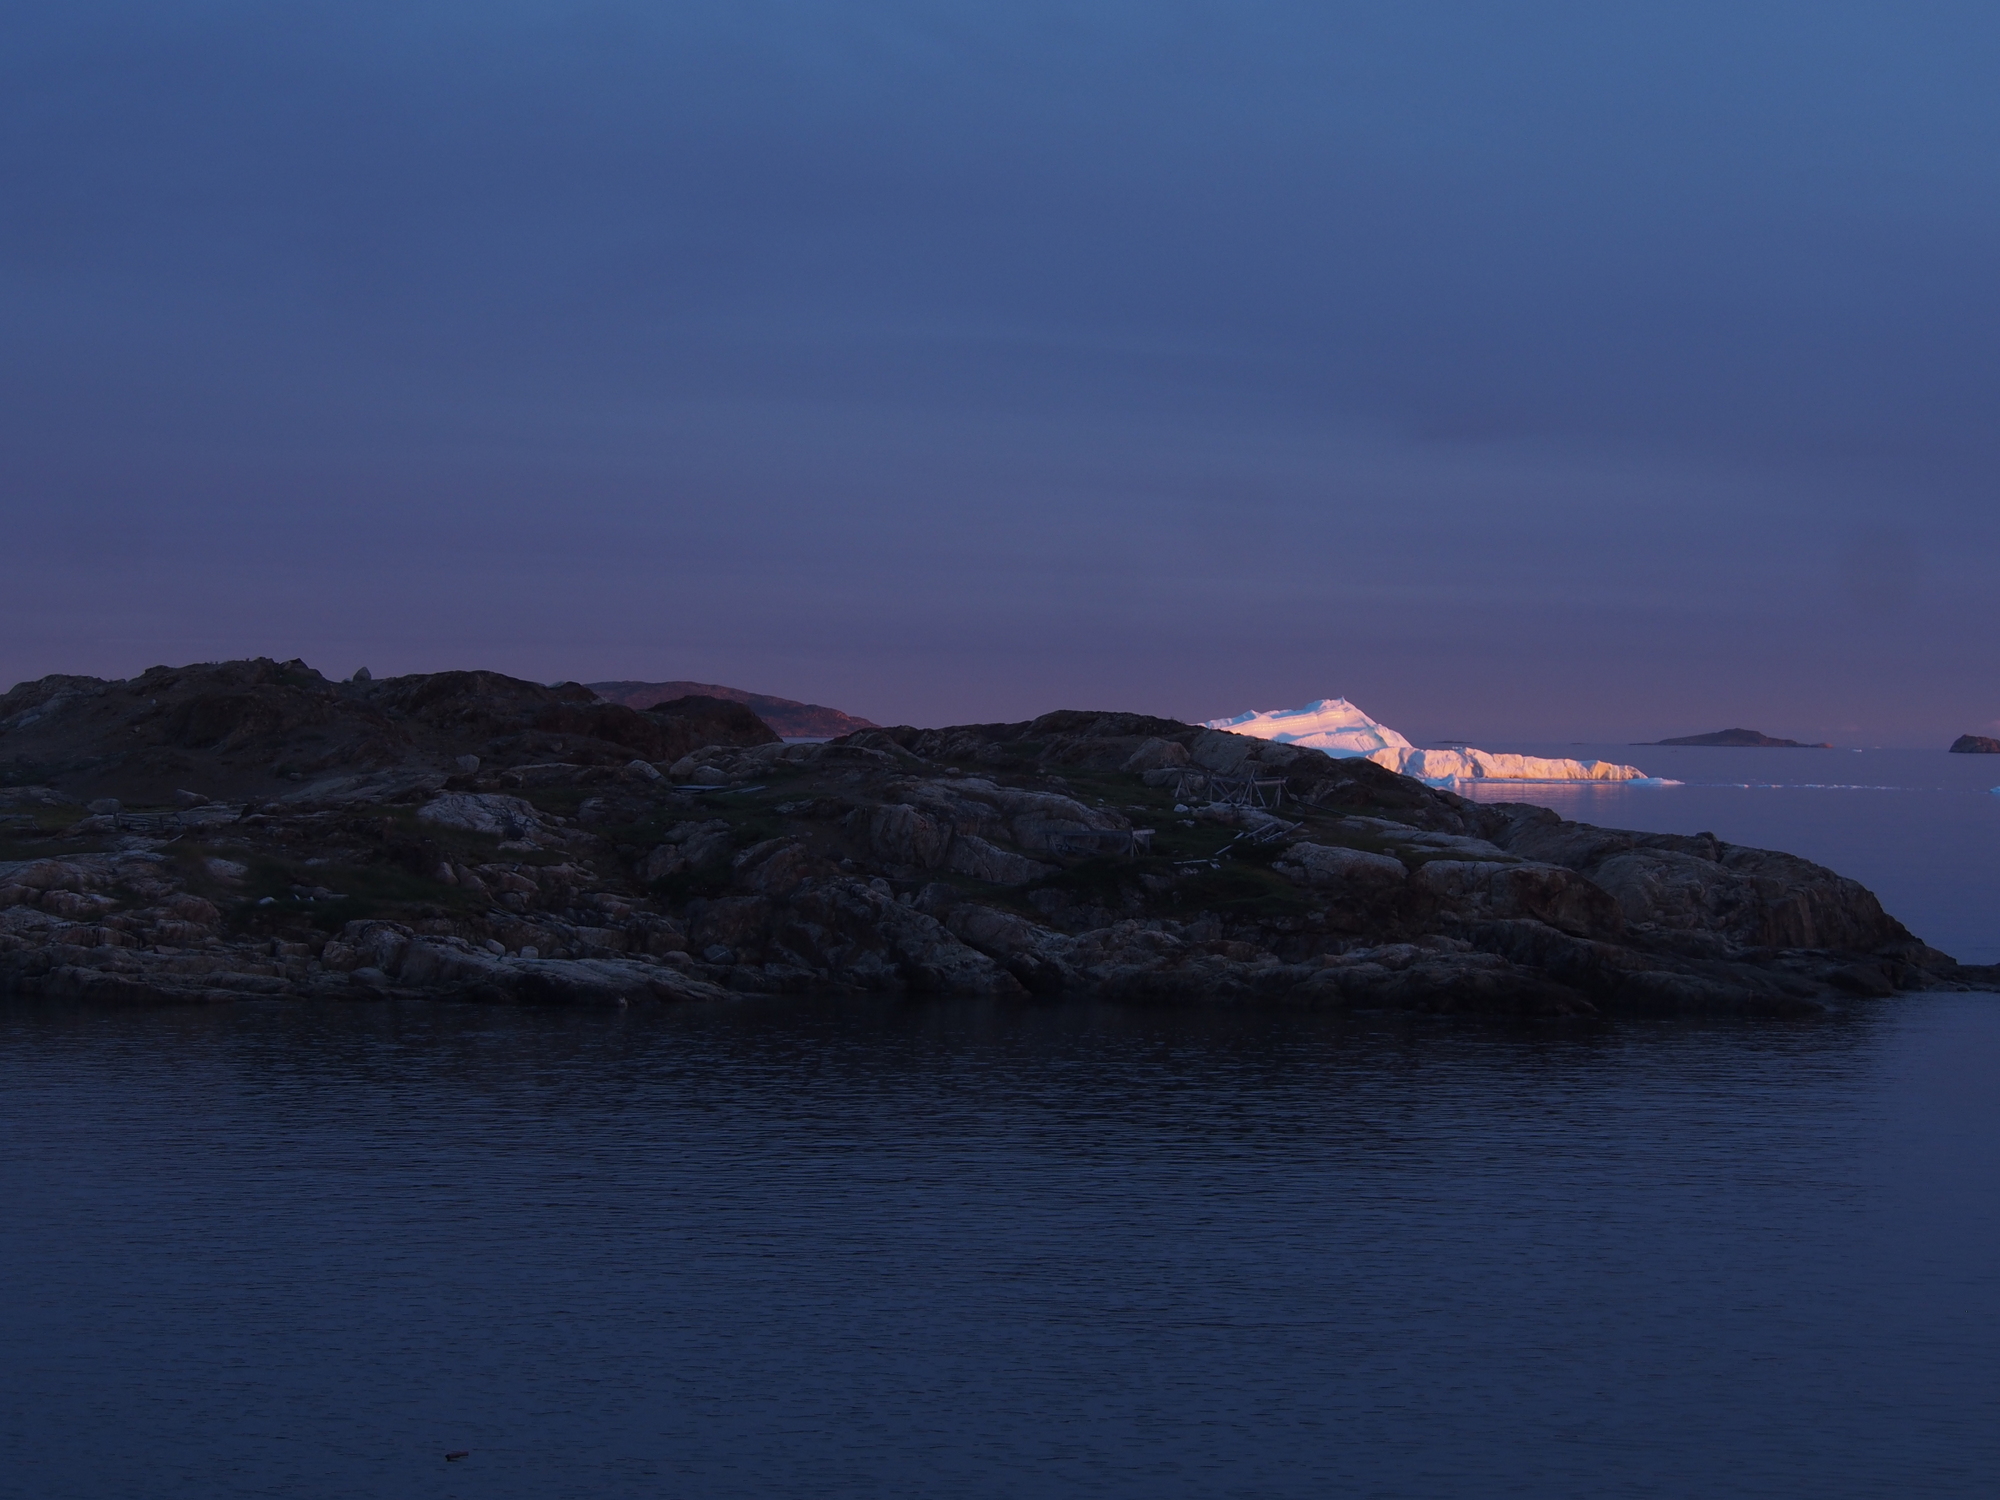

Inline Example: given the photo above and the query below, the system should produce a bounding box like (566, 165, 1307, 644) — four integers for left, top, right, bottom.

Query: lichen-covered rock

(1409, 859, 1622, 938)
(929, 778, 1127, 856)
(282, 771, 447, 808)
(772, 879, 1021, 996)
(1273, 843, 1408, 890)
(856, 803, 952, 868)
(1122, 738, 1189, 772)
(637, 844, 686, 882)
(944, 835, 1054, 886)
(416, 792, 542, 838)
(945, 904, 1077, 991)
(732, 838, 823, 897)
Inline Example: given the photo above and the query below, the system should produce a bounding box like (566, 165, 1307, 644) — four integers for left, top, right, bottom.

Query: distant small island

(1643, 729, 1832, 748)
(1949, 735, 2000, 754)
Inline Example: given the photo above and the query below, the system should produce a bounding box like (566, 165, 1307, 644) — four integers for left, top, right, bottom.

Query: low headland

(1, 659, 1990, 1017)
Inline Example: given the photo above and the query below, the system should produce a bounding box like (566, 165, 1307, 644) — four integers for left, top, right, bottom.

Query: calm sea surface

(3, 755, 1998, 1498)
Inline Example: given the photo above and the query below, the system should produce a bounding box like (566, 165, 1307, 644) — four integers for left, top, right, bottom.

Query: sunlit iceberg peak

(1203, 698, 1655, 787)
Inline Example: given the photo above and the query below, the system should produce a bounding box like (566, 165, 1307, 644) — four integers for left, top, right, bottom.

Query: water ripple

(1, 995, 1997, 1498)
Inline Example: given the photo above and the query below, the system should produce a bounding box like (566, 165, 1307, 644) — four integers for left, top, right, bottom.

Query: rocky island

(1650, 729, 1833, 747)
(1, 659, 1989, 1016)
(1949, 735, 2000, 754)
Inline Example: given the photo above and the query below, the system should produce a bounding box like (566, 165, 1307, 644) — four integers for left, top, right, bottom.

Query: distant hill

(1646, 728, 1832, 748)
(588, 680, 877, 739)
(1949, 735, 2000, 754)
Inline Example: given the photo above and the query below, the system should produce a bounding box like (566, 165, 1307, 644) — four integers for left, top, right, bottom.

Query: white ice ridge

(1203, 698, 1657, 787)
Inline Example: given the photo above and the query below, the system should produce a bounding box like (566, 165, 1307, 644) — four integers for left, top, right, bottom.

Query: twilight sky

(4, 2, 1997, 743)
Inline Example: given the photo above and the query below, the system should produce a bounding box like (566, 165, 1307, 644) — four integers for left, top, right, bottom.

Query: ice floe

(1204, 698, 1661, 787)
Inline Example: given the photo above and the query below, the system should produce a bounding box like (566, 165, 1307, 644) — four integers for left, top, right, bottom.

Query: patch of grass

(1024, 854, 1140, 906)
(1298, 802, 1405, 829)
(596, 818, 670, 851)
(595, 799, 716, 850)
(671, 801, 795, 846)
(0, 828, 117, 864)
(160, 841, 244, 889)
(646, 869, 732, 904)
(196, 843, 485, 934)
(0, 838, 108, 863)
(712, 810, 794, 848)
(1143, 822, 1244, 861)
(1158, 862, 1310, 919)
(0, 803, 112, 860)
(1054, 766, 1168, 799)
(0, 762, 64, 789)
(519, 785, 593, 819)
(294, 861, 489, 929)
(337, 861, 486, 907)
(1263, 815, 1417, 865)
(363, 806, 513, 865)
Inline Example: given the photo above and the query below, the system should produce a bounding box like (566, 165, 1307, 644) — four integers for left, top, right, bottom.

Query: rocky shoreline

(2, 659, 1992, 1016)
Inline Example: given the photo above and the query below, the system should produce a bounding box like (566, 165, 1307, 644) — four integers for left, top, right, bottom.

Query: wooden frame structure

(1168, 768, 1288, 810)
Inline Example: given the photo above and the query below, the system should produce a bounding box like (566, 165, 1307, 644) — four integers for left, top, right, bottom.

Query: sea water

(2, 759, 1998, 1498)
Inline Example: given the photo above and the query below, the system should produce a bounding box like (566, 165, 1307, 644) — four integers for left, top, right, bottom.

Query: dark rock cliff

(2, 667, 1989, 1016)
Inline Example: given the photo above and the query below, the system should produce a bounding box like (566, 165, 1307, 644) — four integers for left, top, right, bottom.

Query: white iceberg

(1203, 698, 1657, 787)
(1204, 698, 1414, 756)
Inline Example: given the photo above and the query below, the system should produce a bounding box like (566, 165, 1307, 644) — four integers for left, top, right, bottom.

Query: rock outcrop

(1, 663, 1990, 1017)
(1949, 735, 2000, 754)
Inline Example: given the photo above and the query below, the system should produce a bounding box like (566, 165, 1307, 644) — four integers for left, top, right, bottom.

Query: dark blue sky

(5, 2, 1996, 741)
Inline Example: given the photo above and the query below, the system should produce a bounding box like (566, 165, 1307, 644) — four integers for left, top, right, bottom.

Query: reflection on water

(3, 994, 1998, 1498)
(1462, 746, 2000, 964)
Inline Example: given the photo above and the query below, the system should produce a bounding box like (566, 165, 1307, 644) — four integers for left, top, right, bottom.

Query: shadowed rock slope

(0, 659, 775, 805)
(589, 680, 877, 739)
(2, 670, 1990, 1016)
